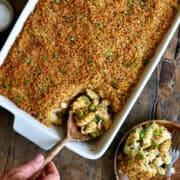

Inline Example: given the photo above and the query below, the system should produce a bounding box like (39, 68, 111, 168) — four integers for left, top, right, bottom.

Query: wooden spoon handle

(43, 137, 69, 167)
(30, 137, 70, 180)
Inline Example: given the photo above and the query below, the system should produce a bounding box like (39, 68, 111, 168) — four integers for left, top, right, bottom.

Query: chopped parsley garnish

(3, 80, 11, 92)
(43, 56, 48, 62)
(24, 57, 31, 64)
(136, 153, 144, 160)
(139, 0, 146, 6)
(16, 95, 24, 102)
(40, 84, 48, 93)
(127, 0, 134, 15)
(127, 0, 133, 8)
(95, 22, 104, 30)
(162, 0, 167, 3)
(87, 59, 93, 66)
(24, 80, 30, 86)
(77, 110, 84, 118)
(105, 49, 113, 57)
(54, 0, 61, 4)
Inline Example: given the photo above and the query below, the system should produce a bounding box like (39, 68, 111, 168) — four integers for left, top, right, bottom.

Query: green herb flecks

(24, 57, 32, 64)
(87, 59, 93, 66)
(127, 0, 134, 15)
(95, 22, 104, 30)
(105, 49, 113, 57)
(40, 84, 48, 93)
(122, 60, 135, 67)
(136, 152, 144, 160)
(162, 0, 167, 3)
(139, 0, 146, 6)
(24, 80, 30, 86)
(43, 55, 49, 62)
(3, 80, 11, 92)
(127, 0, 134, 8)
(54, 0, 61, 4)
(15, 95, 24, 102)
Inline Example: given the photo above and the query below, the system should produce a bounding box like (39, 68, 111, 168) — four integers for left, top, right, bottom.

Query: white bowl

(0, 0, 14, 32)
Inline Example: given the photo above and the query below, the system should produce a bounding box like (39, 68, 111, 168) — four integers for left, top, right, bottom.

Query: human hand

(0, 154, 60, 180)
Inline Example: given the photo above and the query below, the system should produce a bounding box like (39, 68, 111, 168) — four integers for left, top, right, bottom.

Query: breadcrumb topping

(0, 0, 178, 125)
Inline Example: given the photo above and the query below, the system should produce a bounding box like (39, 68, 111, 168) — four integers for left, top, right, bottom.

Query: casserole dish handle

(13, 115, 56, 150)
(0, 96, 63, 151)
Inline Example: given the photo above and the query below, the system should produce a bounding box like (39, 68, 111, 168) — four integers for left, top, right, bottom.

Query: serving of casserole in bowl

(0, 0, 180, 159)
(114, 120, 180, 180)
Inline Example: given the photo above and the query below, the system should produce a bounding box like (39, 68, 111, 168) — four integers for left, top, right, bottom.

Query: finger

(8, 154, 44, 179)
(44, 173, 60, 180)
(0, 173, 3, 178)
(38, 163, 60, 180)
(37, 171, 46, 180)
(45, 162, 59, 176)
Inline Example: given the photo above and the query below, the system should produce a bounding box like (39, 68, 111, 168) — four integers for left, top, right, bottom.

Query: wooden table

(0, 1, 179, 180)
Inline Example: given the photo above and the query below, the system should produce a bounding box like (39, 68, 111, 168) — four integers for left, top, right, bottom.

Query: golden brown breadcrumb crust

(117, 154, 164, 180)
(0, 0, 178, 125)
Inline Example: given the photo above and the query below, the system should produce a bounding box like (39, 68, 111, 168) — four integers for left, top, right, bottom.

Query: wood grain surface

(0, 1, 179, 180)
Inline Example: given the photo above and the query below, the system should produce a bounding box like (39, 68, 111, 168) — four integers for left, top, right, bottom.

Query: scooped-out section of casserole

(0, 0, 179, 126)
(71, 89, 112, 138)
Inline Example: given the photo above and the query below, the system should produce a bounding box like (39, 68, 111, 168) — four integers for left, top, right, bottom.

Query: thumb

(8, 154, 44, 179)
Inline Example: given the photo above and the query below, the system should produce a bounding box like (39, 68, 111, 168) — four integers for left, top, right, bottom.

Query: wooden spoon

(31, 111, 91, 179)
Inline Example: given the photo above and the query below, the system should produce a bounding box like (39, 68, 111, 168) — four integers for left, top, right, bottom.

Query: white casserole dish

(0, 0, 180, 160)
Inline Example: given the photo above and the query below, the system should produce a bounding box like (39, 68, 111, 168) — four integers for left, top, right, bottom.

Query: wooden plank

(156, 27, 180, 123)
(163, 29, 179, 60)
(176, 61, 180, 92)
